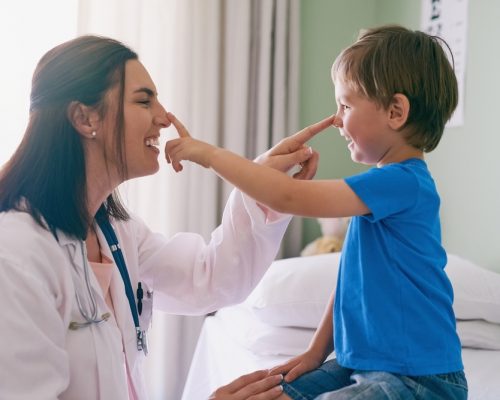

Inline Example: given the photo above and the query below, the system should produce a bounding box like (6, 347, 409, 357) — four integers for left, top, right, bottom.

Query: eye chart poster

(421, 0, 469, 127)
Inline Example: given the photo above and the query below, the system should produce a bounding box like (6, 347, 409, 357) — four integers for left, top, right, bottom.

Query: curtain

(219, 0, 302, 257)
(77, 0, 299, 398)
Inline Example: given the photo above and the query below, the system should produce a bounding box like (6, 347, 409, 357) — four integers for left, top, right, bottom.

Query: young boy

(166, 25, 467, 400)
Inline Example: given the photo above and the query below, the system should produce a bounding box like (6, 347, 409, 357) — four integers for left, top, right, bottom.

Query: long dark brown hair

(0, 35, 138, 239)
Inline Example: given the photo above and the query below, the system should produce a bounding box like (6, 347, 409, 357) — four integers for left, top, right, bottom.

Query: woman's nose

(155, 104, 171, 128)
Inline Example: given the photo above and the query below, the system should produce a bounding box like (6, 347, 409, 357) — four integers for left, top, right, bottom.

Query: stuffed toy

(300, 217, 350, 256)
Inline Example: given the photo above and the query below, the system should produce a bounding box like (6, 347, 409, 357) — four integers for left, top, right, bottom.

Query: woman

(0, 35, 327, 399)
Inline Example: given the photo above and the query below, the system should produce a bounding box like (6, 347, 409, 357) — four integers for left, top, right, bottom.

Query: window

(0, 1, 78, 165)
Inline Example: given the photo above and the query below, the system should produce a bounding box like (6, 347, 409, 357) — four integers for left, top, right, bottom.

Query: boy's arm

(269, 290, 335, 382)
(165, 113, 369, 218)
(309, 290, 335, 360)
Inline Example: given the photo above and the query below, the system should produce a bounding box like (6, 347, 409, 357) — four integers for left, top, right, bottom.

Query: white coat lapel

(58, 231, 129, 400)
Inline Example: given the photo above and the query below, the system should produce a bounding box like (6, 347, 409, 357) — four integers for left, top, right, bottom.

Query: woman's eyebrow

(133, 87, 157, 97)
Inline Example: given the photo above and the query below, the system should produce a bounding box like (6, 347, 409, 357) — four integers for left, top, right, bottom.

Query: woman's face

(103, 60, 170, 181)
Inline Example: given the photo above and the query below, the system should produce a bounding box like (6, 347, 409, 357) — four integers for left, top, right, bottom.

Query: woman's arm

(130, 188, 293, 316)
(0, 256, 70, 398)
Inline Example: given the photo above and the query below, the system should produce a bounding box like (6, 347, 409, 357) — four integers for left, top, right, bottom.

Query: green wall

(300, 1, 500, 272)
(299, 0, 374, 243)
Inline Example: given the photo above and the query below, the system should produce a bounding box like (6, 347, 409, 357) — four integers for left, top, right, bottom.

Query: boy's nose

(332, 115, 343, 128)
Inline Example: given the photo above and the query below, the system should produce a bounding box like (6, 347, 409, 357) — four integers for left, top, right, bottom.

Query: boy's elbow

(267, 192, 295, 214)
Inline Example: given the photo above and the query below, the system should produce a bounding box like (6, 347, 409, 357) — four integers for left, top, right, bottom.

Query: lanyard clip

(136, 327, 148, 356)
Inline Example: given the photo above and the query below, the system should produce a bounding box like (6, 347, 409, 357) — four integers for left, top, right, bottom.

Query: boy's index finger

(293, 114, 336, 143)
(167, 112, 191, 138)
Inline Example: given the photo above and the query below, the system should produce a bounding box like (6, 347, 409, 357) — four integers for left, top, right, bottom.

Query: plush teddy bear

(300, 217, 350, 256)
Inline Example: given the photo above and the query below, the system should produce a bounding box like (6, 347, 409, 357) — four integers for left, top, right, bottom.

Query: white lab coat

(0, 190, 291, 400)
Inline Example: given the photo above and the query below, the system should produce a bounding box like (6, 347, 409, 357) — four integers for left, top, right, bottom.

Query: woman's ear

(387, 93, 410, 130)
(67, 101, 99, 139)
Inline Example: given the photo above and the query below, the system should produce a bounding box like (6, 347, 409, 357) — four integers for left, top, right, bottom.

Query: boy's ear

(387, 93, 410, 130)
(67, 101, 99, 138)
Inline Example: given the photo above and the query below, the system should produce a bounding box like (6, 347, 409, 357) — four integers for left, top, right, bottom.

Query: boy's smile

(333, 79, 393, 166)
(333, 79, 422, 167)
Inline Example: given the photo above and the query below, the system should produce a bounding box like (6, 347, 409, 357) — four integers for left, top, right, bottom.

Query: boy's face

(333, 79, 400, 166)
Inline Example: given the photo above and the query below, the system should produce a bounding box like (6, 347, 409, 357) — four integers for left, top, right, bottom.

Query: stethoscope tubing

(69, 242, 110, 330)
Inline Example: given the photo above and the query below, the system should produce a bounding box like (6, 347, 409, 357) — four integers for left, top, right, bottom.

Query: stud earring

(91, 131, 96, 139)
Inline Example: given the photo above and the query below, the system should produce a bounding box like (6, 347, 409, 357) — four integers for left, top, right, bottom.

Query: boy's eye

(340, 104, 350, 110)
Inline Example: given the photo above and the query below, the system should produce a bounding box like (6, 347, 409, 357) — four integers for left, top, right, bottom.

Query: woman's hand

(209, 370, 284, 400)
(255, 115, 335, 180)
(269, 349, 325, 383)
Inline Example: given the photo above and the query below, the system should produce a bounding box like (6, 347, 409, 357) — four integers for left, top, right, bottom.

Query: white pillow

(457, 320, 500, 350)
(215, 303, 315, 356)
(245, 253, 339, 328)
(245, 252, 500, 330)
(446, 254, 500, 324)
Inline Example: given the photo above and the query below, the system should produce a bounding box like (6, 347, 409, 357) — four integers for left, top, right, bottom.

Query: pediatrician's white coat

(0, 190, 291, 400)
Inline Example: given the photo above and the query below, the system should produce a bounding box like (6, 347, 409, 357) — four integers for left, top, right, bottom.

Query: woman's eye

(138, 100, 151, 107)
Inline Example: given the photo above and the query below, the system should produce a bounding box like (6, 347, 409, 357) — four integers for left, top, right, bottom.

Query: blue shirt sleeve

(345, 164, 419, 222)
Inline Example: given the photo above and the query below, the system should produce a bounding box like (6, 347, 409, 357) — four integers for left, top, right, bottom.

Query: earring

(91, 131, 96, 139)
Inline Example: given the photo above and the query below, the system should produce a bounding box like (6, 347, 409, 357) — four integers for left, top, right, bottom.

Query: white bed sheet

(182, 306, 500, 400)
(182, 311, 287, 400)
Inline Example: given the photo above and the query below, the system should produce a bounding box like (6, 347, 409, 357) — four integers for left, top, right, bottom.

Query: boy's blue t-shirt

(335, 158, 463, 375)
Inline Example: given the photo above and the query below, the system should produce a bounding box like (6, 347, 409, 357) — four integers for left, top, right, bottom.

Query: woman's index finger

(222, 370, 269, 393)
(293, 114, 336, 143)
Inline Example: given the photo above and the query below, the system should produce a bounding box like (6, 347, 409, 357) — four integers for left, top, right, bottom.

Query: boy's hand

(209, 370, 284, 400)
(165, 112, 217, 172)
(269, 349, 325, 383)
(255, 115, 335, 180)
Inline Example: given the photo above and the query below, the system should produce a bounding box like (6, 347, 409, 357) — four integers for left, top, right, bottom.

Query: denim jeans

(282, 359, 468, 400)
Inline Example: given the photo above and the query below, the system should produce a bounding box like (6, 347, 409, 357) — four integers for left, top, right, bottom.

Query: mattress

(183, 253, 500, 399)
(182, 304, 500, 400)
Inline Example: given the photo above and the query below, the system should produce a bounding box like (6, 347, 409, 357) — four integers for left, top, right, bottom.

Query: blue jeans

(282, 359, 467, 400)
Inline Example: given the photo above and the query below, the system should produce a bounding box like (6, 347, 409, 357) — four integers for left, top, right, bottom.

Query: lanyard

(96, 206, 147, 355)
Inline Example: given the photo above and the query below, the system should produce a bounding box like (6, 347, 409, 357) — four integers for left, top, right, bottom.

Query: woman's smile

(145, 136, 160, 154)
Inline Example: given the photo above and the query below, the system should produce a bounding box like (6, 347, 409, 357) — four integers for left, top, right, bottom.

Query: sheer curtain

(77, 0, 299, 398)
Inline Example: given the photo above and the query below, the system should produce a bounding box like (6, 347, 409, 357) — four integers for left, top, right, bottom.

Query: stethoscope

(68, 206, 148, 355)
